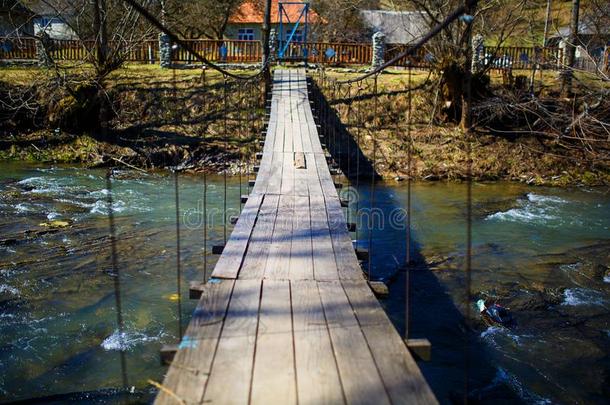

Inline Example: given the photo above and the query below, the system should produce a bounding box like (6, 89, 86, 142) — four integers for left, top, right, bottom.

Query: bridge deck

(156, 69, 437, 405)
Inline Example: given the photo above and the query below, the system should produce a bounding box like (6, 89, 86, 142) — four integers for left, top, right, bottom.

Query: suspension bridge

(154, 69, 437, 404)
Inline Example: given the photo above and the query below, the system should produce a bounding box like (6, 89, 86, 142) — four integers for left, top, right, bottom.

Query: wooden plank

(317, 281, 391, 405)
(313, 150, 338, 200)
(202, 279, 262, 405)
(211, 194, 264, 279)
(309, 194, 339, 281)
(240, 194, 280, 279)
(250, 280, 297, 404)
(305, 153, 324, 197)
(266, 151, 283, 195)
(300, 122, 314, 154)
(342, 280, 438, 404)
(292, 122, 303, 153)
(292, 280, 345, 405)
(289, 195, 313, 280)
(155, 279, 235, 405)
(294, 153, 312, 197)
(264, 194, 293, 279)
(263, 116, 278, 155)
(274, 114, 287, 152)
(281, 152, 295, 195)
(325, 195, 362, 280)
(303, 96, 324, 155)
(284, 118, 295, 153)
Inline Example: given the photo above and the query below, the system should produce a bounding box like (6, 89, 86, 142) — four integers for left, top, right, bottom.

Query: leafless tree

(310, 0, 379, 42)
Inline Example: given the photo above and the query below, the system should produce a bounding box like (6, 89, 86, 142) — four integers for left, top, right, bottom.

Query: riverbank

(321, 69, 610, 187)
(1, 65, 609, 185)
(0, 64, 262, 173)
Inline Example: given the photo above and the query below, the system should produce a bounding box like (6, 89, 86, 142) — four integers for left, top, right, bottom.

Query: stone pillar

(471, 34, 484, 73)
(269, 29, 276, 61)
(371, 31, 385, 69)
(35, 33, 52, 67)
(159, 33, 171, 68)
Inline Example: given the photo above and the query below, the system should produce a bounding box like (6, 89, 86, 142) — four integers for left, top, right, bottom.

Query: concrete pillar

(558, 38, 567, 66)
(35, 33, 52, 67)
(159, 33, 171, 68)
(371, 31, 385, 69)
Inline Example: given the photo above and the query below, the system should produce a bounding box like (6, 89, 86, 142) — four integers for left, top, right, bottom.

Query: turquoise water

(1, 163, 609, 403)
(342, 181, 610, 404)
(0, 163, 243, 402)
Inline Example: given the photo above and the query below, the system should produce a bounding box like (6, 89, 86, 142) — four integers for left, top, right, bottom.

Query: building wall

(33, 16, 76, 40)
(225, 23, 310, 42)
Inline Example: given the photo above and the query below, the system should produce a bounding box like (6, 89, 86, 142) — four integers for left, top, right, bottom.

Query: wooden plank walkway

(156, 69, 437, 405)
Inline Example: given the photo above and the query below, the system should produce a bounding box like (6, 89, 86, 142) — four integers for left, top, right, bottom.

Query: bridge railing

(2, 36, 591, 73)
(171, 39, 262, 63)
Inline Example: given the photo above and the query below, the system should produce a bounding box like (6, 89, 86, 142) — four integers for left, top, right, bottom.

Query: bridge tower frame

(277, 1, 310, 61)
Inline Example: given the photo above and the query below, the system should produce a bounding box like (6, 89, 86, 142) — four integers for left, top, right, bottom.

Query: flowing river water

(0, 163, 608, 404)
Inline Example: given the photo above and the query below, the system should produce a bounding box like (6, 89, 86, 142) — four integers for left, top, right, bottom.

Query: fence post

(159, 33, 171, 68)
(148, 42, 154, 64)
(35, 34, 52, 67)
(371, 31, 385, 69)
(471, 34, 484, 73)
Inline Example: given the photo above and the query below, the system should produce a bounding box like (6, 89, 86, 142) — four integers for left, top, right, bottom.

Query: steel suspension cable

(203, 106, 208, 282)
(464, 0, 475, 397)
(223, 75, 229, 244)
(246, 81, 253, 195)
(355, 81, 364, 245)
(328, 80, 334, 165)
(367, 75, 379, 281)
(173, 170, 183, 340)
(405, 64, 413, 340)
(105, 169, 128, 388)
(345, 83, 353, 224)
(464, 135, 473, 403)
(170, 63, 183, 340)
(237, 83, 243, 209)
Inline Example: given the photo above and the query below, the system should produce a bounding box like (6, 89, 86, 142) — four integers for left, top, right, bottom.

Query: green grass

(0, 63, 260, 89)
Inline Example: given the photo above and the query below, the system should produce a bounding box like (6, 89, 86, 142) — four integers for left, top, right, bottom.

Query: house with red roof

(225, 0, 321, 42)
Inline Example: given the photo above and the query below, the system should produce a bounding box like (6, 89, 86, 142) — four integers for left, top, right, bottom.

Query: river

(0, 163, 608, 404)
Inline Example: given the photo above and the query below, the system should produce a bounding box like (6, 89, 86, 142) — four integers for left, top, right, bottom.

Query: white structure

(360, 10, 428, 44)
(24, 0, 77, 39)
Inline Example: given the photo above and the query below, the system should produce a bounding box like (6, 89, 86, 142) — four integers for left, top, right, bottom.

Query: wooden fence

(2, 36, 607, 74)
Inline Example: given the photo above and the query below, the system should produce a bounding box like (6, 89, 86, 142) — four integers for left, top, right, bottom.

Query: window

(238, 28, 254, 41)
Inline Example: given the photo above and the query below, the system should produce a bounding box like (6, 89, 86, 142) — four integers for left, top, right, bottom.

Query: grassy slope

(323, 68, 610, 186)
(0, 64, 264, 168)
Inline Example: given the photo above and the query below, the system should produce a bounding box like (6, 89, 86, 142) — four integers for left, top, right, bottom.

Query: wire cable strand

(105, 169, 128, 388)
(173, 170, 183, 340)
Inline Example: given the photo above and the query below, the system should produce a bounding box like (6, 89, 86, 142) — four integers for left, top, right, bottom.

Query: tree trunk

(562, 0, 580, 98)
(542, 0, 552, 46)
(93, 0, 109, 77)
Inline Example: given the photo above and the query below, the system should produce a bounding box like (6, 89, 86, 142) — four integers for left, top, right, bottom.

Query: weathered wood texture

(155, 69, 437, 405)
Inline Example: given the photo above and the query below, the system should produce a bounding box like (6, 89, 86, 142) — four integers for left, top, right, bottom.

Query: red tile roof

(229, 0, 321, 24)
